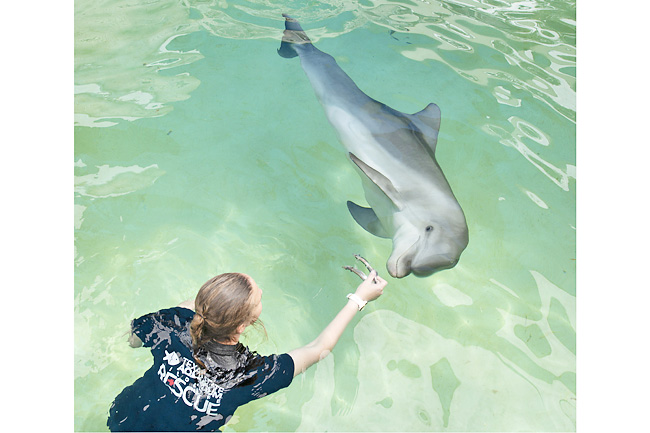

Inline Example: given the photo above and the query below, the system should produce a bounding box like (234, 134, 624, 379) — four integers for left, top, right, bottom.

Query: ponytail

(190, 312, 208, 369)
(189, 273, 258, 368)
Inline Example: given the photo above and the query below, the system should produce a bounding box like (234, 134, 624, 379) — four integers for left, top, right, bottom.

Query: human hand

(354, 270, 387, 302)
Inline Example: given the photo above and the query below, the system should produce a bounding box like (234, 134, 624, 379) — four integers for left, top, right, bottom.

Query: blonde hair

(189, 273, 261, 367)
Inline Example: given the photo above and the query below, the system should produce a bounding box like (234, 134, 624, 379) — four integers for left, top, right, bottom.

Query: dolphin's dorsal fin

(408, 102, 441, 154)
(349, 152, 403, 210)
(347, 201, 390, 238)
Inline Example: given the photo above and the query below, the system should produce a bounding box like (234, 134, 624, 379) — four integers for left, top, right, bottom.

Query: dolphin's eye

(425, 225, 434, 232)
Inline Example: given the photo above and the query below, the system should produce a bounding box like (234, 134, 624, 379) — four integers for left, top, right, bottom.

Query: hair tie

(195, 311, 205, 320)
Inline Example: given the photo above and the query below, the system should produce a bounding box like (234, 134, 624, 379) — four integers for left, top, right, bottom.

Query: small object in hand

(354, 254, 375, 274)
(343, 254, 378, 282)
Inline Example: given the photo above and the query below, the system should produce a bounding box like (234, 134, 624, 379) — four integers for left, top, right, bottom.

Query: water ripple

(191, 0, 575, 121)
(75, 0, 575, 125)
(75, 0, 203, 127)
(483, 116, 573, 191)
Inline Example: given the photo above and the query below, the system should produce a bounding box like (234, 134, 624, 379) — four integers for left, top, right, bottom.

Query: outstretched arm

(288, 271, 387, 377)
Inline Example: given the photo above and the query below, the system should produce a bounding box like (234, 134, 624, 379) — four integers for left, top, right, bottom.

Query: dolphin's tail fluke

(277, 14, 313, 58)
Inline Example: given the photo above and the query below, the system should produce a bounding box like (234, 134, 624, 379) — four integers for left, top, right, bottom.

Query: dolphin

(278, 14, 469, 278)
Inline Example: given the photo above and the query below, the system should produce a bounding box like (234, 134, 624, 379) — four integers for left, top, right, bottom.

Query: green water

(74, 0, 576, 431)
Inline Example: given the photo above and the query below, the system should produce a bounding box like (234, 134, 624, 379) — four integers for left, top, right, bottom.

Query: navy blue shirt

(107, 307, 294, 431)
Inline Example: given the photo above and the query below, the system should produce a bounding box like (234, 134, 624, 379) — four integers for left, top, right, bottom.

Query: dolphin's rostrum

(278, 14, 469, 278)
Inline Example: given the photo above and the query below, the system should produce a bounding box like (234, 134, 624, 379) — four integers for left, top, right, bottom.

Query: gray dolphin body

(278, 15, 468, 278)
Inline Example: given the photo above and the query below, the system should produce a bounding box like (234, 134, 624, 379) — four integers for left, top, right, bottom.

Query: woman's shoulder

(246, 351, 295, 380)
(241, 352, 294, 394)
(134, 306, 195, 326)
(131, 306, 195, 350)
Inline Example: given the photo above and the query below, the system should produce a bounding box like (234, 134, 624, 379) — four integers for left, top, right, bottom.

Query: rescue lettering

(157, 353, 225, 413)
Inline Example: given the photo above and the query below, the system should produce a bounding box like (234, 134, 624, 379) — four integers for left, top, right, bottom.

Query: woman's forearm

(308, 299, 359, 357)
(289, 300, 359, 376)
(288, 271, 386, 376)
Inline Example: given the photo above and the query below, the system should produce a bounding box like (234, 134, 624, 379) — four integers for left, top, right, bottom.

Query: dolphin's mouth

(411, 253, 458, 277)
(390, 236, 420, 278)
(411, 267, 436, 278)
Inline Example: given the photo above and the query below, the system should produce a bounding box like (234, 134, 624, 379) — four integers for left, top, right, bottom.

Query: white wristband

(346, 293, 367, 311)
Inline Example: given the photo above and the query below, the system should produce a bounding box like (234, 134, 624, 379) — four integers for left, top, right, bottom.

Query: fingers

(368, 270, 387, 287)
(355, 269, 387, 303)
(343, 256, 387, 303)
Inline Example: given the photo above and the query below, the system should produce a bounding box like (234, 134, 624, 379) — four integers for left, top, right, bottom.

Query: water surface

(75, 0, 576, 431)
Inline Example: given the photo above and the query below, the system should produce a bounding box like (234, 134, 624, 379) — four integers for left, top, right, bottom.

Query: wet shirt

(107, 307, 294, 432)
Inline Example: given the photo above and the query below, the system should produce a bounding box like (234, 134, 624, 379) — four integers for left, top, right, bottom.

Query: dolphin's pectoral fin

(347, 201, 390, 238)
(409, 103, 442, 154)
(349, 153, 403, 210)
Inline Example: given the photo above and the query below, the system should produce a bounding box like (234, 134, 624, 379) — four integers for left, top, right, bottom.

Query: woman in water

(107, 263, 387, 431)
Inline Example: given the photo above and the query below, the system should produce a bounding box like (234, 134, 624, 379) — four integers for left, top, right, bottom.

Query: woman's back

(107, 307, 294, 432)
